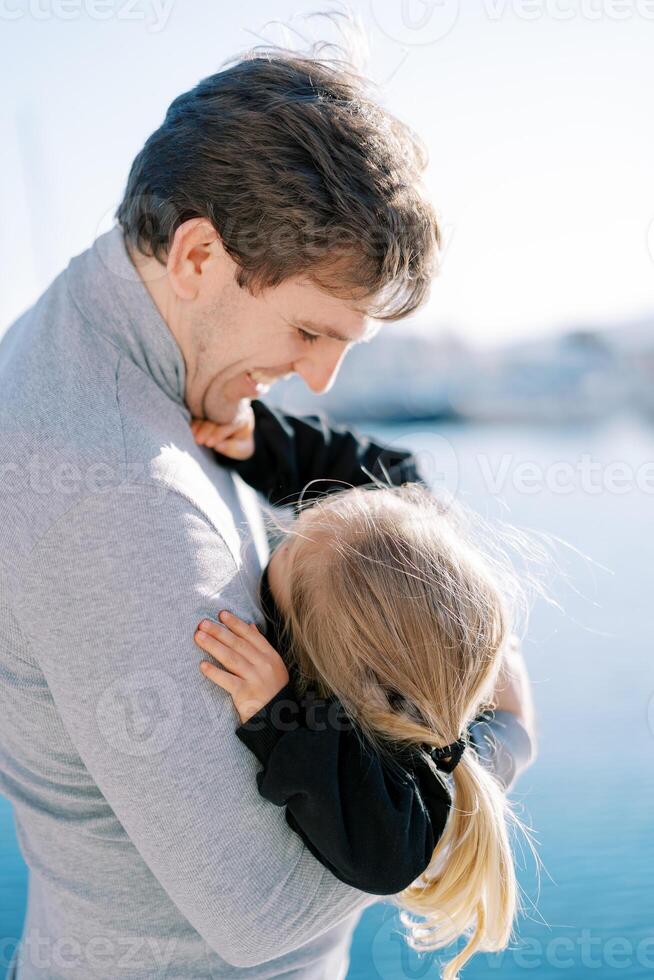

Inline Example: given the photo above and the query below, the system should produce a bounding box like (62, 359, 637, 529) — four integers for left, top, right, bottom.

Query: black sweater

(211, 400, 485, 895)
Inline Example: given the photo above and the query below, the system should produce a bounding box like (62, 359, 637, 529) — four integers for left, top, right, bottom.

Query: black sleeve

(235, 681, 452, 896)
(212, 399, 426, 507)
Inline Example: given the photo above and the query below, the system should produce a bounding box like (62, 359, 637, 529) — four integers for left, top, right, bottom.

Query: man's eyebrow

(291, 318, 380, 343)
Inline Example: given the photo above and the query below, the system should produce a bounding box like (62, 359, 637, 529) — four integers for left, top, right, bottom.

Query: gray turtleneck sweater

(0, 227, 533, 979)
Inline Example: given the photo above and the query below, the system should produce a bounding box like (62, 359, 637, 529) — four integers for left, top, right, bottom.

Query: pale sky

(2, 0, 653, 347)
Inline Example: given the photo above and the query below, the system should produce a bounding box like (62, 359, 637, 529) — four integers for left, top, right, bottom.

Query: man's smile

(247, 370, 274, 395)
(247, 369, 293, 394)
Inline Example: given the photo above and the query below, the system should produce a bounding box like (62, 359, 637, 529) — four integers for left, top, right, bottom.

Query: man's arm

(16, 485, 375, 968)
(468, 638, 538, 792)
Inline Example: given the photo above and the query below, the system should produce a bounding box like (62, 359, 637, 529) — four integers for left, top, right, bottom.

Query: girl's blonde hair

(274, 482, 532, 980)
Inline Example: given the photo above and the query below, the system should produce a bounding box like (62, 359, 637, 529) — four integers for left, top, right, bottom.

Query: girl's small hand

(194, 611, 290, 724)
(190, 407, 255, 460)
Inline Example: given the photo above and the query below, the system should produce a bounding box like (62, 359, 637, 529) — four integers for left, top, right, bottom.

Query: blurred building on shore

(268, 315, 654, 424)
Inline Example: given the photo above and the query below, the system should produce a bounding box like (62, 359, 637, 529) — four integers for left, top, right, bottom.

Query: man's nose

(294, 343, 350, 395)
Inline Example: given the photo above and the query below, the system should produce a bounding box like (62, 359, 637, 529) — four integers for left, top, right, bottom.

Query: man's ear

(166, 218, 222, 301)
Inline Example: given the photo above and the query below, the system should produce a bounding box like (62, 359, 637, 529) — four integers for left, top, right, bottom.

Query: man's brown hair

(116, 49, 441, 320)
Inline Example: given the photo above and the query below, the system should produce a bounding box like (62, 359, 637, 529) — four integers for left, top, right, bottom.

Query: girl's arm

(194, 613, 451, 896)
(235, 682, 452, 897)
(195, 399, 424, 506)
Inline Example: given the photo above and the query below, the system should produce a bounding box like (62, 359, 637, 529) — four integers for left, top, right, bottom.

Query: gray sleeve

(468, 710, 536, 793)
(16, 485, 374, 968)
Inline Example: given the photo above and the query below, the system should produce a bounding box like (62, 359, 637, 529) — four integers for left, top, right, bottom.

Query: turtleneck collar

(65, 224, 188, 411)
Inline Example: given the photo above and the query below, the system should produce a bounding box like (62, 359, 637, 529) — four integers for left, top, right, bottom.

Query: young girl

(190, 400, 534, 980)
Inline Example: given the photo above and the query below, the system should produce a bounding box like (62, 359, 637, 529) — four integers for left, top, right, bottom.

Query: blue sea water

(2, 417, 653, 979)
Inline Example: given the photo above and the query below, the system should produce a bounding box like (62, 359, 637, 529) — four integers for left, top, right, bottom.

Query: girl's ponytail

(397, 747, 518, 979)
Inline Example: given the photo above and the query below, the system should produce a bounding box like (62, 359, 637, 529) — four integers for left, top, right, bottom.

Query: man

(0, 52, 535, 978)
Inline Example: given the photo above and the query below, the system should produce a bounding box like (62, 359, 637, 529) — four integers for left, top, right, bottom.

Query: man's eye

(297, 328, 319, 345)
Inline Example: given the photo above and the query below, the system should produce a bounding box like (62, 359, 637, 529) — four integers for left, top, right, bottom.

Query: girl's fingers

(194, 626, 253, 674)
(217, 610, 278, 657)
(215, 437, 255, 460)
(193, 419, 240, 446)
(204, 424, 237, 449)
(194, 420, 222, 445)
(199, 659, 243, 697)
(195, 614, 279, 663)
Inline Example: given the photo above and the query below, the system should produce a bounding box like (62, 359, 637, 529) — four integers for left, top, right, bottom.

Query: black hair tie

(387, 688, 468, 774)
(429, 736, 467, 774)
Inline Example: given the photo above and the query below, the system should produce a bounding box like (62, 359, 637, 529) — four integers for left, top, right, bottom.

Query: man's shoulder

(0, 327, 232, 582)
(0, 273, 124, 567)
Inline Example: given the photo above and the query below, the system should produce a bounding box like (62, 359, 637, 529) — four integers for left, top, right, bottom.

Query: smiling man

(127, 218, 382, 426)
(0, 50, 445, 979)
